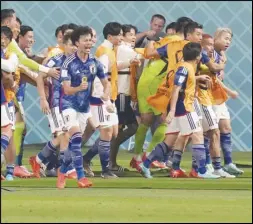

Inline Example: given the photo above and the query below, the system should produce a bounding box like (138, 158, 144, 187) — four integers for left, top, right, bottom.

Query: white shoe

(198, 170, 220, 179)
(213, 169, 236, 178)
(223, 163, 244, 175)
(206, 164, 214, 173)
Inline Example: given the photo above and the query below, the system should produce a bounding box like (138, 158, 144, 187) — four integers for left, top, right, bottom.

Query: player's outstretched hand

(40, 98, 51, 115)
(229, 90, 239, 99)
(48, 67, 60, 79)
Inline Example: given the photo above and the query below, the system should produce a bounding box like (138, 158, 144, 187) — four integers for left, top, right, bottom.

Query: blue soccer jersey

(16, 80, 26, 102)
(167, 66, 189, 116)
(213, 50, 222, 78)
(1, 84, 7, 105)
(60, 52, 107, 113)
(45, 53, 67, 108)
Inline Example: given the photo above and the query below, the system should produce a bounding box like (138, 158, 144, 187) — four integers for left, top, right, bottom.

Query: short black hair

(68, 23, 79, 31)
(165, 22, 176, 33)
(122, 24, 137, 36)
(55, 25, 62, 38)
(19, 25, 33, 36)
(184, 22, 203, 39)
(1, 9, 15, 22)
(61, 24, 70, 35)
(71, 26, 93, 46)
(103, 22, 122, 39)
(63, 32, 72, 44)
(151, 14, 166, 24)
(175, 17, 193, 33)
(183, 42, 202, 61)
(16, 17, 22, 26)
(1, 26, 13, 41)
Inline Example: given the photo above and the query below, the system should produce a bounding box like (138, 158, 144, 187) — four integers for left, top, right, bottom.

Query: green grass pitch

(1, 146, 252, 223)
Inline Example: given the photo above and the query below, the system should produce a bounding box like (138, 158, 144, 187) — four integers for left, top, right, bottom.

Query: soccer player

(189, 34, 236, 178)
(130, 17, 193, 171)
(81, 27, 98, 146)
(210, 28, 244, 175)
(141, 21, 226, 178)
(13, 17, 22, 41)
(1, 26, 21, 181)
(1, 9, 60, 80)
(139, 42, 220, 179)
(57, 26, 110, 188)
(82, 22, 123, 178)
(1, 69, 15, 181)
(165, 22, 176, 35)
(13, 25, 35, 178)
(29, 33, 77, 179)
(110, 24, 141, 172)
(42, 23, 79, 64)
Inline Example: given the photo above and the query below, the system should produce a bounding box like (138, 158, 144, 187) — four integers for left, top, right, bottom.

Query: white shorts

(47, 107, 66, 134)
(62, 108, 92, 134)
(1, 104, 12, 127)
(212, 102, 230, 122)
(193, 98, 203, 120)
(166, 111, 202, 136)
(200, 105, 219, 132)
(90, 104, 119, 128)
(8, 103, 16, 130)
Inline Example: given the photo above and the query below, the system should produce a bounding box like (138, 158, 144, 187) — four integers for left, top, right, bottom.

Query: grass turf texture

(1, 146, 252, 223)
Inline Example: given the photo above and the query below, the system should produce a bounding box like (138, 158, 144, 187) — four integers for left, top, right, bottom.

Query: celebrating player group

(1, 9, 244, 189)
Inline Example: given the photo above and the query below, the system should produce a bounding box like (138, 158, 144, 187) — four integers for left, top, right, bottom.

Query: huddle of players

(1, 9, 243, 188)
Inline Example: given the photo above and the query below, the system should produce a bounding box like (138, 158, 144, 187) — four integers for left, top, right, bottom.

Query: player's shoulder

(176, 66, 189, 75)
(89, 54, 103, 66)
(50, 53, 64, 61)
(62, 53, 77, 67)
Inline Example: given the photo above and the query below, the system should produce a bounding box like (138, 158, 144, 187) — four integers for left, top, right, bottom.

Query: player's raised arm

(201, 50, 226, 72)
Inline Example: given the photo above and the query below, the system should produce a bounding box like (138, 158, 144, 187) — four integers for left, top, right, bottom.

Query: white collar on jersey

(102, 39, 114, 49)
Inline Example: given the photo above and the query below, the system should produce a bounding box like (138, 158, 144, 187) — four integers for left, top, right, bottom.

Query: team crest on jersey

(89, 63, 97, 75)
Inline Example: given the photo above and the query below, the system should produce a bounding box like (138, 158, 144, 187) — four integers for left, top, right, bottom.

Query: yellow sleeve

(7, 39, 40, 71)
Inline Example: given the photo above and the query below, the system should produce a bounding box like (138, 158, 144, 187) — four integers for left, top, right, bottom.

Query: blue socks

(37, 141, 57, 164)
(212, 157, 222, 170)
(1, 134, 10, 154)
(220, 133, 233, 165)
(192, 155, 198, 172)
(144, 142, 172, 168)
(98, 139, 110, 172)
(69, 132, 85, 180)
(6, 164, 14, 176)
(60, 149, 72, 174)
(204, 136, 211, 165)
(83, 138, 99, 162)
(172, 150, 183, 170)
(192, 144, 206, 174)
